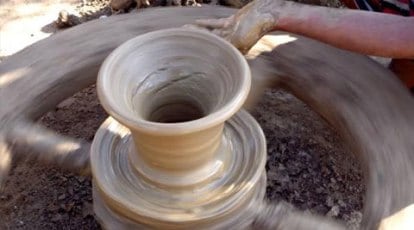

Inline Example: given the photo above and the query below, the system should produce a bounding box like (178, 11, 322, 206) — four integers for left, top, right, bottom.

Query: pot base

(91, 110, 267, 229)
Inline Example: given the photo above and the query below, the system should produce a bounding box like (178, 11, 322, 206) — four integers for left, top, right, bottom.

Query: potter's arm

(197, 0, 414, 58)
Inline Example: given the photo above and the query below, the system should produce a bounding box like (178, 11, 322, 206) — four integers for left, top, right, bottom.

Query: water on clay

(131, 61, 234, 123)
(131, 66, 214, 123)
(133, 67, 207, 123)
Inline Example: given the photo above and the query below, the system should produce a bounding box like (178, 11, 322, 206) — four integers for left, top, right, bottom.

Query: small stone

(338, 199, 346, 207)
(47, 204, 59, 212)
(32, 203, 42, 210)
(51, 214, 62, 222)
(77, 176, 86, 183)
(61, 202, 75, 212)
(58, 194, 66, 200)
(315, 187, 324, 194)
(326, 196, 334, 207)
(110, 0, 133, 11)
(55, 10, 82, 28)
(57, 98, 76, 109)
(43, 112, 55, 120)
(298, 150, 311, 160)
(326, 205, 340, 217)
(68, 186, 74, 196)
(82, 202, 94, 218)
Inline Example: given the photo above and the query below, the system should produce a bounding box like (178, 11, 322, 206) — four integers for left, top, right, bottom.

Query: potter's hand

(196, 0, 282, 54)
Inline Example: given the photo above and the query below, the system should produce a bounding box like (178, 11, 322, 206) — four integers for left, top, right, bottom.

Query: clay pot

(97, 28, 251, 185)
(93, 28, 266, 228)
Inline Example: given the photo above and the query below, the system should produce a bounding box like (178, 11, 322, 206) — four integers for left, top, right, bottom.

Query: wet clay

(1, 6, 414, 230)
(96, 29, 251, 174)
(91, 28, 269, 228)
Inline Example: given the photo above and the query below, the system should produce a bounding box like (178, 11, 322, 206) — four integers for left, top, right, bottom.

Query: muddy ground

(0, 1, 363, 229)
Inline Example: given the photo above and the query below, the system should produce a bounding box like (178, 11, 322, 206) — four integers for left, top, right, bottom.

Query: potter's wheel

(91, 110, 267, 228)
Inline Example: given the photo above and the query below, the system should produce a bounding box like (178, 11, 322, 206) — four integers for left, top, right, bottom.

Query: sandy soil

(0, 0, 363, 229)
(0, 0, 79, 57)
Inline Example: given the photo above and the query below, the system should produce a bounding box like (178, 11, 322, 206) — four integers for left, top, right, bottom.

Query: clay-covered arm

(195, 0, 279, 54)
(276, 2, 414, 58)
(197, 0, 414, 58)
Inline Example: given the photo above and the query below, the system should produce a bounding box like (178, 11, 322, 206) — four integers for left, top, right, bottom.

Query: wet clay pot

(91, 28, 267, 229)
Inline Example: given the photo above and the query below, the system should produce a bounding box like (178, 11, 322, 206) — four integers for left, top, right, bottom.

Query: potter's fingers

(6, 119, 91, 175)
(195, 16, 233, 29)
(211, 28, 231, 38)
(0, 135, 12, 190)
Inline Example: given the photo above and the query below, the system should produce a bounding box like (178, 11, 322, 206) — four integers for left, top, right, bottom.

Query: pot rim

(97, 28, 251, 135)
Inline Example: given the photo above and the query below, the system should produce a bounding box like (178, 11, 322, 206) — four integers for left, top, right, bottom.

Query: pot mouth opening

(97, 28, 251, 135)
(147, 100, 205, 123)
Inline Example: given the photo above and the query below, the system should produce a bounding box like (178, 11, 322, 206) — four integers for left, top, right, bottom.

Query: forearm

(270, 2, 414, 58)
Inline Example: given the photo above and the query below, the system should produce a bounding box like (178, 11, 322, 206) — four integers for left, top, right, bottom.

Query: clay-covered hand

(196, 0, 282, 54)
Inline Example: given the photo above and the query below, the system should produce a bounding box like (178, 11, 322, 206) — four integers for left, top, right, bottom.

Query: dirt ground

(0, 0, 363, 229)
